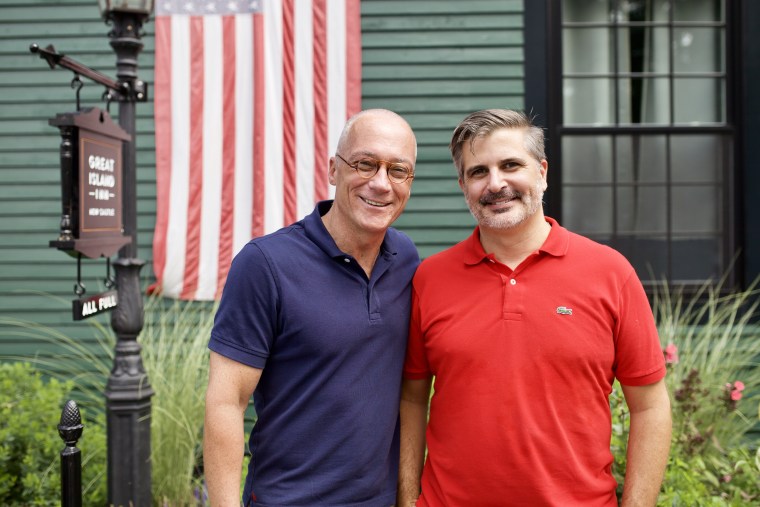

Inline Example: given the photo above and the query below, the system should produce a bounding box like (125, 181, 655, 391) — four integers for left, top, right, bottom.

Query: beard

(465, 181, 545, 230)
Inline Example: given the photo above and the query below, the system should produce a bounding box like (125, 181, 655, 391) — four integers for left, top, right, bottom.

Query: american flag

(152, 0, 361, 299)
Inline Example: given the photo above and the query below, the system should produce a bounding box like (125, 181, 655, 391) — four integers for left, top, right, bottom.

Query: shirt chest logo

(556, 306, 573, 316)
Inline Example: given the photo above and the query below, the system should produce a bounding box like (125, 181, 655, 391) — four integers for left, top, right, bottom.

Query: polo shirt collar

(304, 200, 398, 259)
(463, 216, 570, 265)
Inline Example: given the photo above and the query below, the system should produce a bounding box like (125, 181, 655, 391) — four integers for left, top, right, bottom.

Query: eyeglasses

(335, 154, 414, 184)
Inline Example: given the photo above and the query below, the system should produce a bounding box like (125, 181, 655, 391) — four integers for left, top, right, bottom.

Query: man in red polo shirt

(397, 109, 671, 507)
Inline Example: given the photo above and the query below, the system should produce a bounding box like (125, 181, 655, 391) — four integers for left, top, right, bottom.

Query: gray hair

(449, 109, 546, 178)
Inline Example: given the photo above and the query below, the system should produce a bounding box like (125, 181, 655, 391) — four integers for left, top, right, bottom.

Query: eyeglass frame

(334, 154, 415, 184)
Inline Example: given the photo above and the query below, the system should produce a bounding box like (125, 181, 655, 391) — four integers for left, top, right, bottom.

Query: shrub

(0, 362, 107, 506)
(611, 281, 760, 505)
(0, 295, 216, 506)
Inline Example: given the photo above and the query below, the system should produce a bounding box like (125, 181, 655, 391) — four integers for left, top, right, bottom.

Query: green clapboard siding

(1, 0, 526, 362)
(0, 0, 157, 359)
(361, 0, 525, 255)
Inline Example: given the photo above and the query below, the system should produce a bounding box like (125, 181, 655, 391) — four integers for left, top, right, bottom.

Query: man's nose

(368, 164, 393, 191)
(486, 168, 507, 193)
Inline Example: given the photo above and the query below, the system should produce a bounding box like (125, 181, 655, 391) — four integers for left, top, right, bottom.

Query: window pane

(562, 0, 610, 23)
(670, 135, 723, 183)
(562, 136, 613, 183)
(562, 186, 614, 234)
(673, 0, 724, 22)
(564, 78, 615, 125)
(674, 28, 723, 73)
(563, 28, 614, 74)
(617, 136, 667, 183)
(618, 77, 670, 124)
(673, 78, 724, 124)
(617, 185, 667, 233)
(619, 27, 669, 73)
(671, 237, 721, 281)
(615, 236, 668, 281)
(671, 185, 720, 233)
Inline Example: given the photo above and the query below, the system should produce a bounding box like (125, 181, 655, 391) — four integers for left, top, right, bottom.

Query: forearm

(397, 379, 431, 506)
(204, 400, 247, 506)
(621, 384, 672, 507)
(204, 353, 261, 507)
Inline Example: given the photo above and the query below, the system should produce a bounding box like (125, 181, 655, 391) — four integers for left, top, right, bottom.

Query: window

(556, 0, 734, 287)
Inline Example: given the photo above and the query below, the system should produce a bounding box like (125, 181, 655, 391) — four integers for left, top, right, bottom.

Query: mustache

(479, 189, 521, 206)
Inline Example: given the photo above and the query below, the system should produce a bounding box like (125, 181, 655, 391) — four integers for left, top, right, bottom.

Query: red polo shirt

(404, 217, 665, 507)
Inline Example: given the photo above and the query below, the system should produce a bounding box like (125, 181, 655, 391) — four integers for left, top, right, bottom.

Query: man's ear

(328, 157, 337, 186)
(540, 159, 548, 191)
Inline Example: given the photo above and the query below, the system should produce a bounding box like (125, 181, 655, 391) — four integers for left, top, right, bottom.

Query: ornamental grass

(611, 279, 760, 505)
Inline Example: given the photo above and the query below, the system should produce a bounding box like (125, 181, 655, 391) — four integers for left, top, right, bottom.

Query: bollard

(58, 400, 83, 507)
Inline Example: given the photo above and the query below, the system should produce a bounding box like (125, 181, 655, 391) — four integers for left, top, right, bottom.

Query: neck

(322, 210, 384, 277)
(479, 213, 551, 270)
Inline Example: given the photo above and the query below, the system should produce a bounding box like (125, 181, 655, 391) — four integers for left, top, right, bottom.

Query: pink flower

(663, 343, 679, 364)
(733, 381, 745, 392)
(731, 390, 743, 401)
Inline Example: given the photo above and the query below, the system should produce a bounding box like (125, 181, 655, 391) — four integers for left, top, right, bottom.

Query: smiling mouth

(361, 197, 390, 208)
(480, 191, 520, 207)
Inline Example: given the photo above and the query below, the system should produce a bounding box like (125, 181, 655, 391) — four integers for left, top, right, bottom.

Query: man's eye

(468, 168, 487, 178)
(356, 160, 377, 172)
(389, 166, 411, 179)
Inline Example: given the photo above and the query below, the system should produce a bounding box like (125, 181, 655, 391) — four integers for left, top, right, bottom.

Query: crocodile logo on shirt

(556, 306, 573, 316)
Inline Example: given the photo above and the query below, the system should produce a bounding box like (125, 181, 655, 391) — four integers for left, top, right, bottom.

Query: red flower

(725, 380, 745, 405)
(663, 343, 679, 365)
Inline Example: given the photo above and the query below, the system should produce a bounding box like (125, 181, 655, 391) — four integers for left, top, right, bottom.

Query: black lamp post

(96, 1, 154, 505)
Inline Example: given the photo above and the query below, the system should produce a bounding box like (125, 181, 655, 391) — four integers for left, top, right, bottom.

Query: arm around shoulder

(204, 351, 263, 507)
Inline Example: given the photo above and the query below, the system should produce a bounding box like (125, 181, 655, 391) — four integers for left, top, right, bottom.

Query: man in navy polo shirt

(204, 109, 419, 506)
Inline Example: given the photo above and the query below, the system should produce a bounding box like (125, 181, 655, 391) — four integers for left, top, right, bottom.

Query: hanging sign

(73, 290, 118, 321)
(48, 107, 131, 259)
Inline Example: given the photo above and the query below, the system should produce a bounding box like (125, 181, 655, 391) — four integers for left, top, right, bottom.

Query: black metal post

(58, 400, 84, 507)
(102, 9, 154, 507)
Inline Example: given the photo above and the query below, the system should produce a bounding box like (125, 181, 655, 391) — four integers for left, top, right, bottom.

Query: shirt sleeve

(208, 242, 279, 369)
(403, 283, 433, 380)
(613, 270, 666, 386)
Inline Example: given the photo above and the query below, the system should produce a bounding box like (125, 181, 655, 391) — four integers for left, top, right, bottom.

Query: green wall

(0, 1, 157, 354)
(361, 0, 525, 257)
(0, 0, 525, 358)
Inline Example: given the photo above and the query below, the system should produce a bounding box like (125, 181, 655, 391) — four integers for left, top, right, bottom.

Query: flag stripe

(313, 0, 328, 202)
(180, 17, 206, 299)
(327, 0, 348, 202)
(216, 15, 237, 299)
(252, 12, 266, 239)
(295, 0, 315, 218)
(232, 14, 254, 261)
(263, 0, 284, 235)
(153, 0, 361, 300)
(195, 15, 225, 300)
(163, 15, 191, 298)
(281, 0, 296, 225)
(152, 15, 172, 291)
(345, 0, 362, 117)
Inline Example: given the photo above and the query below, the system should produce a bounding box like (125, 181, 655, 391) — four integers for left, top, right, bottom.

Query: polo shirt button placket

(510, 278, 516, 285)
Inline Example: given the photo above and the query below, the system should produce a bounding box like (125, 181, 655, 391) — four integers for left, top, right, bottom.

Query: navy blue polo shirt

(209, 200, 420, 507)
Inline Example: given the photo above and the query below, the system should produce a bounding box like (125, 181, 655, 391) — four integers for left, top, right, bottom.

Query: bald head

(336, 109, 417, 162)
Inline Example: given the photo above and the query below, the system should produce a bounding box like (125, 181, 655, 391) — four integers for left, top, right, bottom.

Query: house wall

(0, 0, 525, 357)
